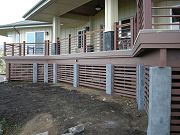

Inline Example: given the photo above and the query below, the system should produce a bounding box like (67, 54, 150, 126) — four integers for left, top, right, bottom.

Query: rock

(102, 98, 106, 101)
(36, 131, 48, 135)
(68, 124, 85, 134)
(63, 124, 85, 135)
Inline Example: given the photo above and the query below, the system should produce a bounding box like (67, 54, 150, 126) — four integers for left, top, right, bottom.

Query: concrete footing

(53, 64, 57, 83)
(106, 64, 113, 95)
(73, 64, 79, 88)
(44, 63, 48, 83)
(147, 67, 171, 135)
(136, 64, 145, 111)
(33, 63, 38, 83)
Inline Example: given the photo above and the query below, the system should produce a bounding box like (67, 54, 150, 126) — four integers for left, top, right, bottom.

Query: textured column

(33, 63, 38, 83)
(44, 63, 48, 83)
(53, 64, 57, 83)
(136, 64, 145, 111)
(73, 64, 79, 88)
(106, 64, 113, 95)
(147, 67, 171, 135)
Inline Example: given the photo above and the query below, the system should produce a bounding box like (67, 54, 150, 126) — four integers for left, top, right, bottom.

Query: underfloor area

(0, 82, 147, 135)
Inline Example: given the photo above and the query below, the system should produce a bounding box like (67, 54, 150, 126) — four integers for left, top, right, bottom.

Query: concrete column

(147, 67, 171, 135)
(104, 0, 118, 51)
(44, 63, 48, 83)
(53, 16, 61, 43)
(106, 64, 113, 95)
(136, 64, 145, 111)
(33, 63, 38, 83)
(53, 63, 57, 83)
(73, 64, 79, 88)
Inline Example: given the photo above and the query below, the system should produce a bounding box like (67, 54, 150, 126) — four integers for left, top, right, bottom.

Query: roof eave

(23, 0, 51, 19)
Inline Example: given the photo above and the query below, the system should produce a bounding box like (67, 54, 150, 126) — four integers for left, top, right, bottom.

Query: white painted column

(53, 16, 61, 43)
(105, 0, 119, 32)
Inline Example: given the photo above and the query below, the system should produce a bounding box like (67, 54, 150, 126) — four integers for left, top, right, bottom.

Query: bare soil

(0, 82, 147, 135)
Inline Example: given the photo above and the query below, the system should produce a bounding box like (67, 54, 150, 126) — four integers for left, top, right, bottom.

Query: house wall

(7, 26, 52, 43)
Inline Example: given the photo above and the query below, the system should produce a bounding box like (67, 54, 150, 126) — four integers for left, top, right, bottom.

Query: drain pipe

(13, 26, 20, 43)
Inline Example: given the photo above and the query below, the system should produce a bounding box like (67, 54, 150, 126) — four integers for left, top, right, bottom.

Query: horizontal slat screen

(114, 65, 137, 98)
(37, 64, 44, 82)
(171, 67, 180, 134)
(48, 64, 53, 83)
(10, 64, 33, 81)
(144, 66, 149, 114)
(57, 65, 73, 84)
(79, 65, 106, 90)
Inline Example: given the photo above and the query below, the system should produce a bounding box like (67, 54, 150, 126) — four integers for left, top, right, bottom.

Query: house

(2, 0, 180, 135)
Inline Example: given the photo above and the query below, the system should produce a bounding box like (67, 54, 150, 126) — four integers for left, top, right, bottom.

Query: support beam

(136, 64, 145, 111)
(106, 64, 113, 95)
(33, 63, 38, 83)
(73, 64, 79, 88)
(44, 63, 48, 83)
(6, 63, 10, 81)
(53, 64, 57, 83)
(147, 67, 171, 135)
(53, 16, 61, 43)
(104, 0, 118, 51)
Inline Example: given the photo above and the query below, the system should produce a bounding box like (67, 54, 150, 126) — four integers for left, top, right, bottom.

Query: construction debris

(62, 124, 85, 135)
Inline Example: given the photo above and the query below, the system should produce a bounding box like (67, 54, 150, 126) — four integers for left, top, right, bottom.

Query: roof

(0, 20, 52, 29)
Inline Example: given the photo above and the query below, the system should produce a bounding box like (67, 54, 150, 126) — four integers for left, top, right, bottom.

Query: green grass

(0, 49, 5, 74)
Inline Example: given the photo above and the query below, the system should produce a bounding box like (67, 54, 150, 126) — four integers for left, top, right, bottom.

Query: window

(26, 32, 45, 54)
(171, 7, 180, 30)
(15, 34, 20, 43)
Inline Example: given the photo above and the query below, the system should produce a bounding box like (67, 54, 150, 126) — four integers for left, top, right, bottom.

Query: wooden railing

(114, 17, 136, 50)
(59, 29, 104, 54)
(4, 41, 51, 56)
(152, 6, 180, 29)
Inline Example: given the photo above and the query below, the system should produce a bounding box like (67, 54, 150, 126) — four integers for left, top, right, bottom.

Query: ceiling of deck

(24, 0, 105, 27)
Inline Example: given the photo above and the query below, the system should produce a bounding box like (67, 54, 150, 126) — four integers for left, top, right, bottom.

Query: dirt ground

(0, 82, 147, 135)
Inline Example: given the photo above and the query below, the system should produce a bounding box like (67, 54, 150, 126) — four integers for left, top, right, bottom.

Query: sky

(0, 0, 40, 49)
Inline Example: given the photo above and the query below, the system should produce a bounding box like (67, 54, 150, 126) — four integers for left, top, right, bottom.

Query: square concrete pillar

(136, 64, 145, 111)
(73, 64, 79, 88)
(106, 64, 113, 95)
(53, 64, 57, 83)
(147, 67, 171, 135)
(33, 63, 38, 83)
(44, 63, 48, 83)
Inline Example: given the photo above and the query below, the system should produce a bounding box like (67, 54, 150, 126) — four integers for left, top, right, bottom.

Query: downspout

(13, 26, 20, 43)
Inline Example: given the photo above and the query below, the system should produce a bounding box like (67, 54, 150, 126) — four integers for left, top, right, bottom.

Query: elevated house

(2, 0, 180, 134)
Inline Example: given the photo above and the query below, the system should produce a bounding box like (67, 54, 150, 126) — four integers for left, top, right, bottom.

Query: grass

(0, 49, 5, 74)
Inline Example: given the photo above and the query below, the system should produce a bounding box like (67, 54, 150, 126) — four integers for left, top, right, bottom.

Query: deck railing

(4, 41, 52, 56)
(114, 17, 136, 50)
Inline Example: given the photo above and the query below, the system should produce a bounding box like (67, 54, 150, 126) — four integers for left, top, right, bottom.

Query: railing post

(143, 0, 152, 29)
(130, 18, 134, 48)
(4, 42, 6, 56)
(83, 32, 86, 53)
(114, 22, 118, 50)
(68, 34, 71, 54)
(47, 40, 50, 56)
(44, 40, 47, 56)
(57, 37, 60, 55)
(12, 44, 14, 56)
(19, 44, 22, 56)
(23, 41, 25, 56)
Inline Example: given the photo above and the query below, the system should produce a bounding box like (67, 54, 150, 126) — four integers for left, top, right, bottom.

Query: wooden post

(68, 34, 71, 54)
(44, 40, 47, 56)
(143, 0, 152, 29)
(19, 44, 22, 56)
(23, 41, 25, 56)
(159, 49, 167, 67)
(83, 32, 86, 53)
(57, 37, 60, 55)
(12, 44, 14, 56)
(130, 18, 134, 48)
(6, 63, 10, 81)
(47, 40, 50, 56)
(114, 22, 119, 50)
(4, 42, 6, 56)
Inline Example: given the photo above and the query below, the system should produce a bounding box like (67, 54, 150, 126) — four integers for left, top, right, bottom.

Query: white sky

(0, 0, 40, 48)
